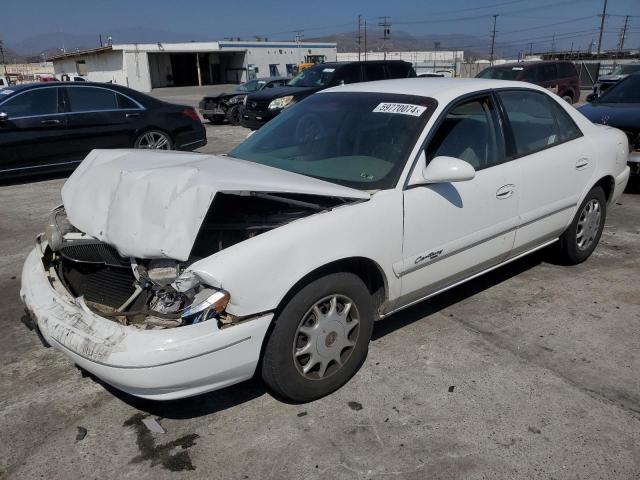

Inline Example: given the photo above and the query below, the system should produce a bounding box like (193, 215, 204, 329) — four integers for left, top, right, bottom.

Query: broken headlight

(182, 288, 230, 324)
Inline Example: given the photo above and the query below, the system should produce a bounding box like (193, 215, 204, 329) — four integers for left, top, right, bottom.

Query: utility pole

(617, 15, 630, 52)
(0, 40, 7, 76)
(294, 30, 303, 64)
(529, 42, 533, 56)
(551, 32, 556, 53)
(357, 14, 362, 61)
(596, 0, 608, 56)
(364, 20, 368, 60)
(489, 14, 498, 65)
(378, 16, 391, 60)
(433, 41, 440, 73)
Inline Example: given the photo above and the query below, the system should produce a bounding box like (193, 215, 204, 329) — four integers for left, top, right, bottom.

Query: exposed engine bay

(43, 192, 351, 329)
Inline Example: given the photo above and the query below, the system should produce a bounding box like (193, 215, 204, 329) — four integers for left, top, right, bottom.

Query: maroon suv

(476, 61, 580, 104)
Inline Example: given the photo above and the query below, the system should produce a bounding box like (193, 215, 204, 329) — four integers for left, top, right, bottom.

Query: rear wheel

(557, 186, 606, 264)
(562, 94, 574, 104)
(133, 130, 173, 150)
(261, 272, 374, 402)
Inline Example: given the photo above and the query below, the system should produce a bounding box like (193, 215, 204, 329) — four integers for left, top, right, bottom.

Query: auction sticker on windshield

(373, 103, 427, 116)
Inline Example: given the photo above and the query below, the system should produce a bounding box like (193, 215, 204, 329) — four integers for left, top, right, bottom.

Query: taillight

(182, 108, 200, 122)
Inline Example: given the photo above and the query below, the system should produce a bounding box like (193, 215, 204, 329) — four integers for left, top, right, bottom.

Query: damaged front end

(42, 191, 347, 330)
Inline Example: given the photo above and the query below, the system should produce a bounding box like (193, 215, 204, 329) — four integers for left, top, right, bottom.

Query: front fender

(186, 190, 404, 317)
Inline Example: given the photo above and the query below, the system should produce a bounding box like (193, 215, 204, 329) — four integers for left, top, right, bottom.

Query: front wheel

(556, 186, 606, 264)
(134, 130, 173, 150)
(226, 105, 242, 125)
(261, 272, 374, 402)
(562, 94, 574, 104)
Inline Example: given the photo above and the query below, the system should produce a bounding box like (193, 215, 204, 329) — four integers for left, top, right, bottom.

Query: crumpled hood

(62, 149, 369, 261)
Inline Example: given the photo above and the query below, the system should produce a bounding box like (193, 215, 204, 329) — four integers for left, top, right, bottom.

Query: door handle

(40, 119, 60, 125)
(125, 112, 140, 118)
(496, 184, 515, 199)
(575, 158, 590, 170)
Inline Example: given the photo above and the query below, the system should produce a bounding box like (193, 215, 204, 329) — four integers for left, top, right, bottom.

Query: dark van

(476, 61, 580, 104)
(240, 60, 416, 129)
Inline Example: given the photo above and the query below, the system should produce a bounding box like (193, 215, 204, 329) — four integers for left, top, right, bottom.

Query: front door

(398, 94, 519, 307)
(0, 86, 70, 175)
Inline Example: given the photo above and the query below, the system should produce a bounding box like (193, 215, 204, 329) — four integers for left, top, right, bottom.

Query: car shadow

(86, 249, 547, 419)
(0, 169, 70, 187)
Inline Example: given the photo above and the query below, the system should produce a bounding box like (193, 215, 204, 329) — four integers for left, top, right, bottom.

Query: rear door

(496, 89, 589, 255)
(399, 94, 519, 306)
(538, 64, 560, 95)
(0, 86, 70, 175)
(64, 85, 145, 158)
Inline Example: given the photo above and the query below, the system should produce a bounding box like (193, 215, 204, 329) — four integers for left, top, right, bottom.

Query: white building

(50, 41, 337, 92)
(338, 50, 465, 75)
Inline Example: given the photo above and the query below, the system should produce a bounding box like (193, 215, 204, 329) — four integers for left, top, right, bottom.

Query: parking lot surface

(1, 114, 639, 479)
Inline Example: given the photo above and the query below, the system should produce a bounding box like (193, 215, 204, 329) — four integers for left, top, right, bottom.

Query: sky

(2, 0, 639, 54)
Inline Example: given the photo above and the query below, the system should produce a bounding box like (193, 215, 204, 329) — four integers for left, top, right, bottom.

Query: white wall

(53, 51, 126, 84)
(123, 51, 151, 91)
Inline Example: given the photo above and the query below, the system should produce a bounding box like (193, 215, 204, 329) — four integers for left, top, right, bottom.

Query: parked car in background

(21, 79, 628, 402)
(579, 73, 640, 177)
(57, 73, 87, 82)
(0, 82, 206, 179)
(589, 63, 640, 100)
(0, 76, 10, 88)
(418, 72, 445, 78)
(476, 61, 580, 104)
(198, 77, 288, 125)
(240, 60, 416, 129)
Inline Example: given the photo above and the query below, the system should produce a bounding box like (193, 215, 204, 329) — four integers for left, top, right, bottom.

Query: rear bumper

(628, 152, 640, 176)
(20, 240, 272, 400)
(612, 166, 631, 202)
(176, 125, 207, 151)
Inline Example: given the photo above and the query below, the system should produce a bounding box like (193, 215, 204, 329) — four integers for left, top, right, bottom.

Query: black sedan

(579, 73, 640, 177)
(0, 82, 206, 179)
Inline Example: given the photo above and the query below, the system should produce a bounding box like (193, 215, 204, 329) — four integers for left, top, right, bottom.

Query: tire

(557, 186, 606, 265)
(261, 272, 374, 402)
(226, 105, 242, 126)
(562, 94, 573, 104)
(133, 130, 173, 150)
(209, 115, 225, 125)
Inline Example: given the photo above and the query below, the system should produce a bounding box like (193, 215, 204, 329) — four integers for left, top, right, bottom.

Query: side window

(364, 64, 385, 81)
(426, 96, 504, 170)
(386, 63, 410, 79)
(0, 88, 58, 117)
(67, 87, 118, 112)
(116, 93, 139, 109)
(499, 90, 561, 156)
(522, 66, 539, 82)
(538, 64, 558, 82)
(558, 62, 577, 78)
(334, 64, 361, 84)
(548, 98, 582, 142)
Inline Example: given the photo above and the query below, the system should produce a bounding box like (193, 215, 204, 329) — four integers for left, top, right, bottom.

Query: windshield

(229, 92, 437, 190)
(236, 80, 266, 92)
(287, 65, 336, 87)
(598, 74, 640, 103)
(610, 64, 640, 76)
(476, 66, 523, 80)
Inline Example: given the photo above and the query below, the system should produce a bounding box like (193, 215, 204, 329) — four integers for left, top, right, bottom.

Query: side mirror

(586, 93, 597, 102)
(408, 153, 475, 186)
(0, 112, 8, 122)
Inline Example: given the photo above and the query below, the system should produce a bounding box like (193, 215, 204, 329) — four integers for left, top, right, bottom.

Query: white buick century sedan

(21, 79, 630, 402)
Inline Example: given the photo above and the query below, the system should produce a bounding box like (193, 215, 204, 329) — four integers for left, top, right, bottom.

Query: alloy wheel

(135, 131, 171, 150)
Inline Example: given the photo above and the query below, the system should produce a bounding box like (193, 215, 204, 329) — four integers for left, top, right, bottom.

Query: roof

(322, 77, 550, 103)
(489, 60, 572, 68)
(48, 46, 113, 61)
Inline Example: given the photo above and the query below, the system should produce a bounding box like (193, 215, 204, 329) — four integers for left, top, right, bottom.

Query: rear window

(364, 64, 386, 81)
(386, 63, 412, 79)
(476, 66, 523, 80)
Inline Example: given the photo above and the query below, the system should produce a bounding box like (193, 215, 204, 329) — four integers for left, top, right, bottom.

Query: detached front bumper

(20, 240, 272, 400)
